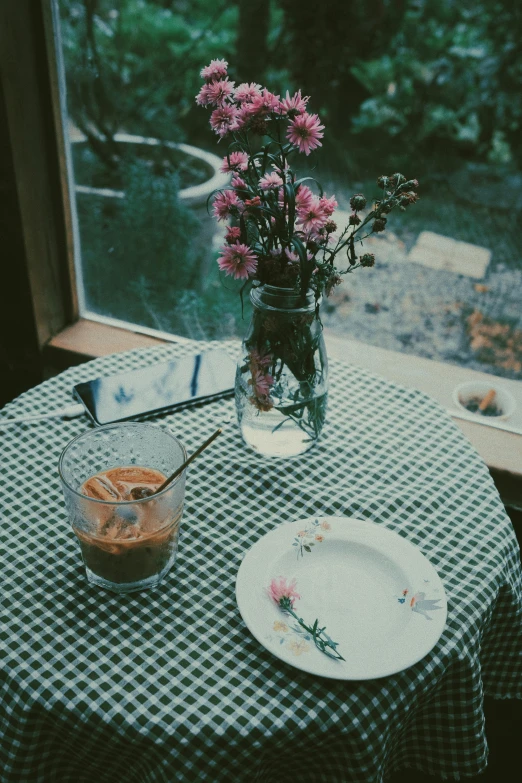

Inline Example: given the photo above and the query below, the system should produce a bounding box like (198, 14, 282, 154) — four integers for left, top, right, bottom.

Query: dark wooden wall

(0, 78, 43, 407)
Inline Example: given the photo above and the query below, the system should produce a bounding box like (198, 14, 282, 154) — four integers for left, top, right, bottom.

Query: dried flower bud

(324, 220, 337, 233)
(379, 200, 395, 214)
(250, 117, 269, 135)
(377, 175, 389, 188)
(225, 226, 241, 244)
(391, 173, 405, 187)
(399, 191, 419, 207)
(372, 217, 387, 233)
(360, 253, 375, 267)
(349, 193, 367, 211)
(399, 179, 419, 192)
(325, 274, 342, 297)
(349, 212, 361, 226)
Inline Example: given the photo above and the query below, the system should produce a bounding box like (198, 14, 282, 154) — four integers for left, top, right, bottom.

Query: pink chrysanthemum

(217, 242, 257, 279)
(255, 88, 281, 112)
(249, 349, 272, 369)
(259, 172, 283, 191)
(206, 78, 236, 106)
(212, 189, 242, 221)
(287, 112, 325, 155)
(279, 89, 309, 115)
(295, 184, 315, 212)
(241, 88, 281, 121)
(220, 151, 249, 173)
(200, 58, 228, 82)
(267, 577, 301, 608)
(195, 83, 214, 106)
(297, 197, 328, 233)
(319, 195, 338, 216)
(284, 248, 299, 263)
(225, 226, 241, 244)
(249, 370, 274, 397)
(234, 82, 262, 103)
(209, 105, 240, 138)
(285, 247, 313, 263)
(231, 174, 247, 190)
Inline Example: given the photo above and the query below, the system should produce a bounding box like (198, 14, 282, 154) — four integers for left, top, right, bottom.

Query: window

(56, 0, 521, 383)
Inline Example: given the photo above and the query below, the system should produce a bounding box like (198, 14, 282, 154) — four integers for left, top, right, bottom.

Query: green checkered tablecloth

(1, 338, 521, 783)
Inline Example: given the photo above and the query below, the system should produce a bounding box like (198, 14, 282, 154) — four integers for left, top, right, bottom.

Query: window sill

(44, 319, 522, 509)
(324, 330, 522, 510)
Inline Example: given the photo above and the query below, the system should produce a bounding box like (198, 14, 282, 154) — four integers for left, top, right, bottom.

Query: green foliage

(78, 160, 200, 316)
(60, 0, 522, 167)
(351, 0, 522, 164)
(60, 0, 238, 143)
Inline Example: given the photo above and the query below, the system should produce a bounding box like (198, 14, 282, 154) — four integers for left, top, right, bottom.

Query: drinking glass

(59, 423, 186, 593)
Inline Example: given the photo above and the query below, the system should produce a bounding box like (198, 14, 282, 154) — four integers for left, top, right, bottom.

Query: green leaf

(294, 176, 324, 197)
(284, 183, 296, 237)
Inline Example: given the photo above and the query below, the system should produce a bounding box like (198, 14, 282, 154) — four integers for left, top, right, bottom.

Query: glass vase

(235, 284, 328, 458)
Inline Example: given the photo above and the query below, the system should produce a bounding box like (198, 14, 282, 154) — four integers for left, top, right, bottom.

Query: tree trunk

(236, 0, 270, 83)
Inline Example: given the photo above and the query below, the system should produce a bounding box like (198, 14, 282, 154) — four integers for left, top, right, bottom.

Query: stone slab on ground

(407, 230, 491, 279)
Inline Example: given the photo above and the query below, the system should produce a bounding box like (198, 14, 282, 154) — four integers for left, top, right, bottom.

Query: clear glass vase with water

(235, 284, 328, 458)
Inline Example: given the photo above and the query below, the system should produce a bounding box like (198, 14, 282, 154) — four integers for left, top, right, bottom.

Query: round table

(1, 338, 521, 782)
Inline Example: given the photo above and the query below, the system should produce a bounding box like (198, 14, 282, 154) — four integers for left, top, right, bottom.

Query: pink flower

(195, 83, 214, 106)
(267, 577, 301, 608)
(200, 58, 228, 82)
(240, 88, 281, 122)
(210, 105, 240, 138)
(206, 78, 236, 106)
(225, 226, 241, 244)
(297, 197, 328, 233)
(285, 247, 313, 263)
(259, 172, 283, 191)
(212, 189, 242, 221)
(220, 151, 249, 173)
(249, 370, 274, 397)
(249, 349, 272, 369)
(319, 195, 338, 216)
(217, 242, 257, 279)
(287, 112, 325, 155)
(279, 89, 309, 115)
(295, 184, 315, 212)
(231, 174, 247, 190)
(244, 196, 261, 208)
(254, 88, 281, 112)
(234, 82, 262, 103)
(285, 248, 299, 263)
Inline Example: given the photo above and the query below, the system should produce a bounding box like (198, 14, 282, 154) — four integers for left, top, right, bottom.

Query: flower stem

(283, 603, 345, 661)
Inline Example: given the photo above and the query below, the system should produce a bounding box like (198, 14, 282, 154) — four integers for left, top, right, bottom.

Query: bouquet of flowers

(196, 59, 419, 455)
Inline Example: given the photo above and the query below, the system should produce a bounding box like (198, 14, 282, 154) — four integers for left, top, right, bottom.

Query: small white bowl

(452, 381, 516, 421)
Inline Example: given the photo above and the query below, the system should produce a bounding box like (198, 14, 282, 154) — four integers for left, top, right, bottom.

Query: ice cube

(81, 475, 123, 501)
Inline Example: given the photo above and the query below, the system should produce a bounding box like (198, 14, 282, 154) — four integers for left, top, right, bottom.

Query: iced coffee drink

(75, 466, 181, 586)
(59, 424, 186, 593)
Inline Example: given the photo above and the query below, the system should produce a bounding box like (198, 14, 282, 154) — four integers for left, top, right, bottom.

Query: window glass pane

(59, 1, 522, 381)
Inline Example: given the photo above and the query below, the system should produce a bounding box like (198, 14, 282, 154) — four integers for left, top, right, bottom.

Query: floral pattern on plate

(266, 620, 311, 656)
(397, 586, 444, 620)
(292, 519, 331, 559)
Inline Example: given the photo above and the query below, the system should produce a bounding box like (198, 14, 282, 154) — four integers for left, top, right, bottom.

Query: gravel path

(321, 231, 522, 380)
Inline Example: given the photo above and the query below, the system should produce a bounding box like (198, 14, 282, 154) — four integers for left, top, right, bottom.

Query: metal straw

(155, 427, 223, 493)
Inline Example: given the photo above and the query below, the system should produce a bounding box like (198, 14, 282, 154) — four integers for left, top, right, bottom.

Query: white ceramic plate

(236, 517, 447, 680)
